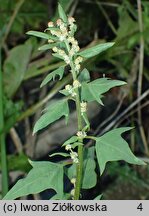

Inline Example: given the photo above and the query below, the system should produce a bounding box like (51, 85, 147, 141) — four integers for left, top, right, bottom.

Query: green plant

(3, 3, 145, 200)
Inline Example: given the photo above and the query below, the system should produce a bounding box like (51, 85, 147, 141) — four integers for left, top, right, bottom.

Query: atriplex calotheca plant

(4, 4, 145, 200)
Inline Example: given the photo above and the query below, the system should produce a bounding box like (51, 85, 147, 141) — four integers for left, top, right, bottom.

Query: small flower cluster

(70, 178, 76, 199)
(74, 56, 83, 71)
(47, 17, 83, 70)
(65, 144, 79, 164)
(77, 131, 87, 139)
(68, 17, 76, 34)
(70, 188, 75, 198)
(52, 47, 70, 64)
(68, 36, 80, 58)
(73, 80, 81, 88)
(65, 80, 81, 97)
(80, 101, 87, 114)
(65, 84, 76, 97)
(48, 19, 68, 41)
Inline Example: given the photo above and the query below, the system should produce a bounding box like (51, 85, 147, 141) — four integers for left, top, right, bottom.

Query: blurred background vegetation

(0, 0, 149, 199)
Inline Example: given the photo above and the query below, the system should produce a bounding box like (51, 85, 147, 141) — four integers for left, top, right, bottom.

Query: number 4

(137, 203, 143, 211)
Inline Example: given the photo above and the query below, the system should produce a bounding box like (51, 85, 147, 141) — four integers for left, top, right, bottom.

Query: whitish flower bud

(48, 21, 54, 27)
(64, 55, 70, 64)
(65, 84, 72, 91)
(73, 157, 79, 164)
(56, 19, 63, 26)
(70, 152, 79, 163)
(75, 64, 81, 71)
(81, 102, 87, 113)
(71, 178, 76, 184)
(69, 49, 75, 57)
(75, 56, 83, 64)
(70, 189, 75, 197)
(59, 35, 65, 41)
(58, 49, 65, 56)
(77, 131, 87, 138)
(73, 45, 80, 52)
(60, 24, 66, 31)
(68, 17, 75, 25)
(62, 29, 68, 37)
(73, 80, 81, 88)
(72, 40, 78, 46)
(51, 30, 61, 37)
(70, 152, 78, 160)
(68, 36, 75, 43)
(48, 39, 54, 43)
(71, 91, 77, 97)
(65, 84, 77, 97)
(65, 144, 72, 151)
(52, 47, 58, 52)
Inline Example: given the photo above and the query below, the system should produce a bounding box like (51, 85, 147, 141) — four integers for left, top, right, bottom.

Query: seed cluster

(65, 144, 79, 164)
(77, 131, 87, 139)
(80, 102, 87, 113)
(65, 80, 81, 97)
(47, 17, 83, 70)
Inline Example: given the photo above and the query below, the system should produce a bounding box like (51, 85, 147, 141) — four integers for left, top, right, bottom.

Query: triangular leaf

(78, 42, 114, 58)
(81, 78, 126, 104)
(26, 31, 50, 40)
(95, 128, 146, 175)
(3, 161, 64, 200)
(40, 66, 65, 87)
(58, 3, 68, 23)
(33, 99, 69, 134)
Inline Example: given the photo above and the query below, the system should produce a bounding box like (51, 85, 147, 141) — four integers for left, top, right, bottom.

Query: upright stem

(69, 59, 84, 199)
(64, 37, 84, 199)
(0, 49, 8, 197)
(74, 90, 83, 199)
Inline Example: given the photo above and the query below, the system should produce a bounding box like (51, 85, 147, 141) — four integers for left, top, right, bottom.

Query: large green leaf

(33, 99, 69, 134)
(95, 128, 146, 175)
(40, 66, 65, 87)
(78, 42, 114, 58)
(3, 161, 64, 200)
(3, 40, 32, 98)
(81, 78, 126, 104)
